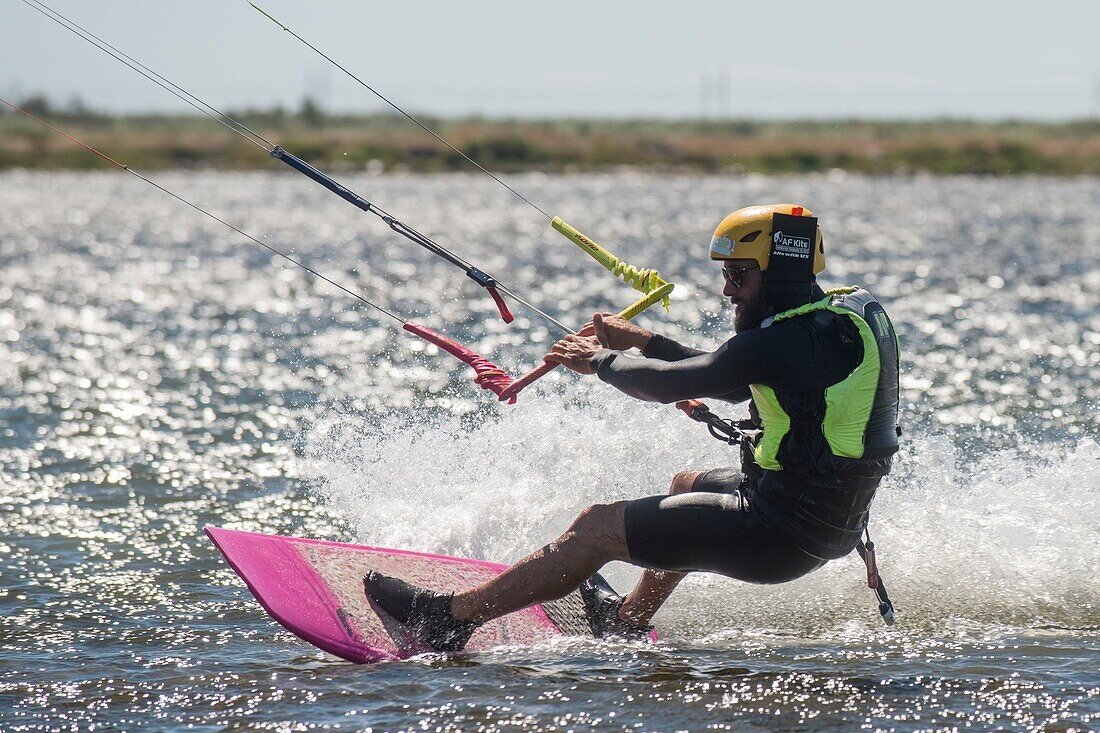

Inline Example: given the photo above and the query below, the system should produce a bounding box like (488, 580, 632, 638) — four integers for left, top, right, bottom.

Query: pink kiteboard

(205, 525, 640, 663)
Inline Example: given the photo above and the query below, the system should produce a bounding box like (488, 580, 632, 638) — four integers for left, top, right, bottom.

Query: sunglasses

(722, 263, 760, 289)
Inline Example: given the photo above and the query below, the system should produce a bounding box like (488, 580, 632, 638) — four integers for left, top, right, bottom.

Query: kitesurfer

(366, 204, 902, 651)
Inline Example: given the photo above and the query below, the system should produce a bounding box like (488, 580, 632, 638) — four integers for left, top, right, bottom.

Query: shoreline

(3, 113, 1099, 175)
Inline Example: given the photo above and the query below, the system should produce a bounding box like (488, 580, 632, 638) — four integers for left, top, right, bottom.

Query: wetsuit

(591, 290, 893, 584)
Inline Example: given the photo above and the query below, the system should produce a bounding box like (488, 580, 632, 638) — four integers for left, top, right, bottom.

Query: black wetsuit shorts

(623, 468, 827, 585)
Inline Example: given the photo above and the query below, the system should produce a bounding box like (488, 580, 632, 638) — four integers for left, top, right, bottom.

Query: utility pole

(699, 72, 712, 119)
(718, 68, 731, 119)
(699, 70, 732, 120)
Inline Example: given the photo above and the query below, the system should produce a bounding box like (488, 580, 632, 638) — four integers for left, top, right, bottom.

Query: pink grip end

(487, 287, 514, 323)
(498, 360, 558, 402)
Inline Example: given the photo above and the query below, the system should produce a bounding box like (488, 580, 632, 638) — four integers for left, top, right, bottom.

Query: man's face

(722, 259, 767, 332)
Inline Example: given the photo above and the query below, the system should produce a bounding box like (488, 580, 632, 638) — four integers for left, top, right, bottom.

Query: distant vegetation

(2, 95, 1099, 175)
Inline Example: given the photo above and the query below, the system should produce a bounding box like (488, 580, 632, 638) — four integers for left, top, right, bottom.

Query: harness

(676, 286, 901, 626)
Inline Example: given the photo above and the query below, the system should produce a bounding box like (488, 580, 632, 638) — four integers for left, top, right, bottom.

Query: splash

(301, 389, 1100, 638)
(301, 384, 722, 561)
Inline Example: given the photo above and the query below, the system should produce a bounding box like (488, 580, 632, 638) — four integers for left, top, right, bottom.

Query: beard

(733, 290, 770, 333)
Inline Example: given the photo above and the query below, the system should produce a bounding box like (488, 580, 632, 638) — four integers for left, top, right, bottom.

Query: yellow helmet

(709, 203, 825, 274)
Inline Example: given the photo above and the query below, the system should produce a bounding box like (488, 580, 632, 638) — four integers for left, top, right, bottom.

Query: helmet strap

(763, 212, 818, 311)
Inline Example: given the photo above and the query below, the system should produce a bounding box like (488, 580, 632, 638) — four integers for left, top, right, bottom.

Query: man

(365, 203, 901, 651)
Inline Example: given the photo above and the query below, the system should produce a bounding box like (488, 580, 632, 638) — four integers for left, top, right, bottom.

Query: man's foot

(578, 573, 654, 641)
(364, 571, 481, 652)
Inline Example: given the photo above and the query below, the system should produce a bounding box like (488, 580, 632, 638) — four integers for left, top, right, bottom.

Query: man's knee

(568, 502, 621, 534)
(562, 502, 629, 557)
(669, 470, 704, 496)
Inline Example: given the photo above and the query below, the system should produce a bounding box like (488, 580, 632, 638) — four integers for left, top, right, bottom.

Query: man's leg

(450, 502, 633, 624)
(618, 470, 702, 626)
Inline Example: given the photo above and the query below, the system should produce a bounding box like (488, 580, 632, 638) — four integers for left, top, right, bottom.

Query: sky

(2, 0, 1099, 120)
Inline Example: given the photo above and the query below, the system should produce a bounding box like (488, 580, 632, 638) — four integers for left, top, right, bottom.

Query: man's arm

(641, 333, 708, 362)
(549, 313, 854, 406)
(590, 312, 706, 362)
(590, 327, 786, 404)
(627, 331, 754, 403)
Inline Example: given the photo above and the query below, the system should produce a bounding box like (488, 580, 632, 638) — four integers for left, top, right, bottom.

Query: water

(1, 169, 1098, 731)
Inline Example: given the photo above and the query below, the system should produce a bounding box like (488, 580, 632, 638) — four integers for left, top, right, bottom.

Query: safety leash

(675, 400, 748, 444)
(855, 529, 896, 626)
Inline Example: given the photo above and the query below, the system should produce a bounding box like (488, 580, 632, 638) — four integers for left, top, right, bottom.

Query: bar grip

(498, 281, 674, 402)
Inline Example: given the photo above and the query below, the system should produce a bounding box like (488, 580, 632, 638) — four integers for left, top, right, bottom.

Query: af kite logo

(772, 230, 811, 259)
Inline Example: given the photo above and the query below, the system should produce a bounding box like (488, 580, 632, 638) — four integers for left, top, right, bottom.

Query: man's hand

(544, 334, 603, 375)
(545, 313, 653, 376)
(580, 313, 653, 351)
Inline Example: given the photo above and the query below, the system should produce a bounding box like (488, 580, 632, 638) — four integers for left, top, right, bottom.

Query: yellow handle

(552, 216, 672, 310)
(618, 281, 675, 320)
(553, 216, 620, 271)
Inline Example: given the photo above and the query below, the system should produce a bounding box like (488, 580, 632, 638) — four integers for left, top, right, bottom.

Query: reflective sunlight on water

(1, 170, 1097, 730)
